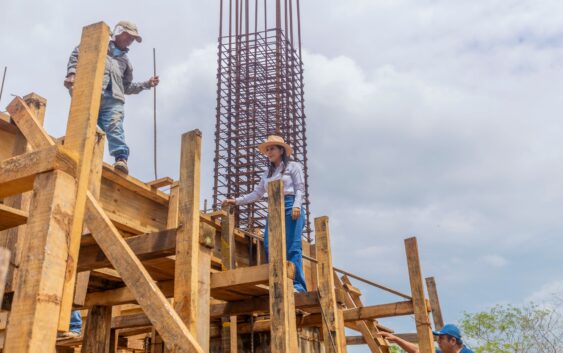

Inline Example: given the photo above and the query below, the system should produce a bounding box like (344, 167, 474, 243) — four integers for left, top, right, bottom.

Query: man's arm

(377, 332, 420, 353)
(64, 46, 80, 89)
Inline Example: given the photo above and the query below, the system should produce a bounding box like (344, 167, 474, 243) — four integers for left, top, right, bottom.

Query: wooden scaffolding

(0, 22, 445, 353)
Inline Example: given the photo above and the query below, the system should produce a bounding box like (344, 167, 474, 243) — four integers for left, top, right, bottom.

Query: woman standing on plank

(222, 135, 308, 292)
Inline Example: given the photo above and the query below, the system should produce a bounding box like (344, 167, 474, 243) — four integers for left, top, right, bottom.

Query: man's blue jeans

(98, 95, 129, 160)
(264, 195, 308, 292)
(69, 310, 82, 333)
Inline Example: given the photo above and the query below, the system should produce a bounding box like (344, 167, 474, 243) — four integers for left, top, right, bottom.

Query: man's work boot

(114, 159, 129, 175)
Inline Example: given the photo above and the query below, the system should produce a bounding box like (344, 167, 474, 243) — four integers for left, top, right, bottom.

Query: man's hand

(222, 199, 236, 207)
(376, 332, 399, 343)
(64, 74, 75, 89)
(148, 76, 160, 88)
(292, 207, 301, 220)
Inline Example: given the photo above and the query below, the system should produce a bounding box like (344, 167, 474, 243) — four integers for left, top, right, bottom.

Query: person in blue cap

(377, 323, 474, 353)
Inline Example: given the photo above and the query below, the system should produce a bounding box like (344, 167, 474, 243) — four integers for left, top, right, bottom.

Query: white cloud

(481, 254, 509, 268)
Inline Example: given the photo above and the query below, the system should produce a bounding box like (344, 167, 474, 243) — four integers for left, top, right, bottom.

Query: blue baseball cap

(433, 324, 462, 340)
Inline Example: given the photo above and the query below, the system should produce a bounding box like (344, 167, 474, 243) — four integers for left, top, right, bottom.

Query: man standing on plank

(64, 20, 159, 175)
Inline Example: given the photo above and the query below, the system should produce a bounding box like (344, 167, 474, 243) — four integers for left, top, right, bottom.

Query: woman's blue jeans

(264, 195, 308, 292)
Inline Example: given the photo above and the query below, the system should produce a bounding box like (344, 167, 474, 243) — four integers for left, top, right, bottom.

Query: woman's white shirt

(234, 161, 305, 209)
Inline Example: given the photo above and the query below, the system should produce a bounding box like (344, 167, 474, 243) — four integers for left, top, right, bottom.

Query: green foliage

(389, 345, 407, 353)
(459, 301, 563, 353)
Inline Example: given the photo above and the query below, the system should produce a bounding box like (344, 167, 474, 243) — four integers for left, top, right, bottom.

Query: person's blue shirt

(436, 347, 474, 353)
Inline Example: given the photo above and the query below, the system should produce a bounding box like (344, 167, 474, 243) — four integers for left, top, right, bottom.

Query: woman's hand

(291, 207, 301, 220)
(222, 199, 236, 207)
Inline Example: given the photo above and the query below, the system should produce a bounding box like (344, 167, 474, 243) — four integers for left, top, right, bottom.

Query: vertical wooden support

(0, 93, 47, 294)
(59, 21, 110, 331)
(4, 170, 77, 353)
(315, 216, 346, 353)
(81, 305, 112, 352)
(198, 223, 213, 352)
(425, 277, 444, 330)
(167, 184, 180, 228)
(404, 237, 435, 353)
(220, 205, 237, 353)
(175, 130, 203, 343)
(74, 130, 105, 307)
(267, 179, 298, 353)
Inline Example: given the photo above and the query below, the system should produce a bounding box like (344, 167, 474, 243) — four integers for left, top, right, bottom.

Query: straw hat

(258, 135, 293, 157)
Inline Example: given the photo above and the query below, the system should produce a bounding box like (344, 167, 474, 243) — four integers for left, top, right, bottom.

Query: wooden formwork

(0, 21, 445, 353)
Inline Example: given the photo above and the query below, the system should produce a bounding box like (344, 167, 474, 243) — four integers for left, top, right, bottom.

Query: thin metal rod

(0, 67, 7, 105)
(235, 228, 412, 300)
(153, 48, 158, 180)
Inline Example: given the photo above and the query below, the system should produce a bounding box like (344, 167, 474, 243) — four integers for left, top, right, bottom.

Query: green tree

(460, 301, 563, 353)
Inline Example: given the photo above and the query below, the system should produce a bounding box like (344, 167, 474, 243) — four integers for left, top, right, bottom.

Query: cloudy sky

(2, 0, 563, 349)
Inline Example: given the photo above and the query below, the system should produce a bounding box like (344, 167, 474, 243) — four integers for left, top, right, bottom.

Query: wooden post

(425, 277, 444, 330)
(0, 93, 47, 294)
(4, 171, 77, 352)
(315, 216, 346, 353)
(175, 130, 204, 345)
(59, 21, 111, 331)
(267, 179, 298, 353)
(220, 205, 237, 353)
(81, 305, 112, 352)
(74, 130, 105, 307)
(404, 237, 435, 353)
(198, 223, 213, 352)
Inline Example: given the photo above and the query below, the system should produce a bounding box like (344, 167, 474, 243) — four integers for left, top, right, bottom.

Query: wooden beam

(59, 21, 111, 331)
(267, 179, 299, 353)
(220, 205, 236, 353)
(405, 237, 435, 353)
(174, 130, 202, 342)
(197, 224, 213, 352)
(4, 171, 77, 353)
(347, 333, 419, 345)
(0, 204, 28, 231)
(0, 145, 77, 198)
(81, 305, 112, 352)
(74, 129, 105, 307)
(6, 96, 55, 150)
(0, 93, 47, 295)
(148, 177, 174, 189)
(84, 193, 204, 353)
(425, 277, 444, 330)
(343, 300, 416, 321)
(315, 216, 346, 353)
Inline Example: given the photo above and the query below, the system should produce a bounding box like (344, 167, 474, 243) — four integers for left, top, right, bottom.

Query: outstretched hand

(148, 76, 160, 87)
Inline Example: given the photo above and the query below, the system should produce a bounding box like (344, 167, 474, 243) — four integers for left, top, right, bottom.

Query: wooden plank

(4, 171, 77, 353)
(0, 145, 77, 198)
(334, 274, 386, 353)
(166, 184, 180, 228)
(267, 179, 298, 353)
(148, 177, 174, 189)
(174, 130, 202, 340)
(102, 164, 170, 205)
(0, 94, 47, 294)
(59, 22, 111, 331)
(74, 129, 105, 307)
(404, 237, 435, 353)
(78, 229, 176, 271)
(6, 96, 55, 150)
(81, 305, 112, 352)
(84, 193, 204, 353)
(342, 301, 416, 321)
(197, 224, 214, 352)
(220, 205, 236, 353)
(347, 333, 418, 345)
(0, 204, 28, 231)
(314, 216, 346, 353)
(425, 277, 444, 330)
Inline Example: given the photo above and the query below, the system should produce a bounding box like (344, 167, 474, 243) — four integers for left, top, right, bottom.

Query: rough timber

(0, 22, 443, 353)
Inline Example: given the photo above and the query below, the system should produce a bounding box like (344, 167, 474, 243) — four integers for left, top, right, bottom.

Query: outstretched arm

(234, 173, 267, 206)
(376, 332, 420, 353)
